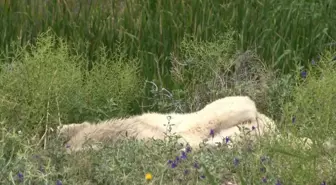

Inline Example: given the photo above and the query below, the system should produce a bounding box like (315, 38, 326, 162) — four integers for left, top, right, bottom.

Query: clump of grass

(2, 110, 333, 184)
(80, 44, 144, 120)
(1, 0, 335, 92)
(168, 31, 282, 116)
(1, 25, 335, 185)
(0, 30, 143, 137)
(0, 30, 84, 135)
(283, 51, 336, 147)
(224, 0, 336, 72)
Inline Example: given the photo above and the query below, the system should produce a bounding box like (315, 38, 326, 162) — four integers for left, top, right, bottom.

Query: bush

(0, 30, 143, 136)
(83, 45, 143, 120)
(168, 31, 280, 116)
(0, 31, 84, 135)
(283, 51, 336, 143)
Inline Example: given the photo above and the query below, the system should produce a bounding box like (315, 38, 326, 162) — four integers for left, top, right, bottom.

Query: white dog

(58, 96, 308, 152)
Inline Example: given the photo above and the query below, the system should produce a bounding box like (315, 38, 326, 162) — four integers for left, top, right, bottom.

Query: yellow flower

(145, 173, 152, 181)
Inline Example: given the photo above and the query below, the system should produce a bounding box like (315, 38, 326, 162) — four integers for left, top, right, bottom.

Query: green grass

(0, 0, 335, 89)
(1, 1, 336, 184)
(0, 30, 336, 185)
(0, 31, 143, 135)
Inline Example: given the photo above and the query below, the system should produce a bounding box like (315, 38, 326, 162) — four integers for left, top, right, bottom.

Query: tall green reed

(224, 0, 336, 72)
(0, 0, 335, 87)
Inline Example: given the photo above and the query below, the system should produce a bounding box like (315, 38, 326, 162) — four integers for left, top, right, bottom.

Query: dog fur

(58, 96, 283, 152)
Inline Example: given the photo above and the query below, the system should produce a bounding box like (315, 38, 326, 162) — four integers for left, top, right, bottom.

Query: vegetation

(0, 0, 335, 184)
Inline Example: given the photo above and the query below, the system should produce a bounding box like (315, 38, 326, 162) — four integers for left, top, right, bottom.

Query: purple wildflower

(56, 180, 63, 185)
(260, 156, 270, 164)
(225, 136, 230, 144)
(168, 160, 177, 168)
(321, 181, 326, 185)
(209, 129, 215, 138)
(17, 172, 24, 182)
(175, 156, 180, 163)
(171, 161, 177, 168)
(200, 175, 206, 179)
(184, 169, 189, 175)
(276, 179, 282, 185)
(301, 71, 307, 77)
(262, 176, 267, 183)
(180, 151, 187, 160)
(260, 167, 266, 172)
(233, 158, 239, 166)
(186, 145, 192, 153)
(193, 162, 200, 169)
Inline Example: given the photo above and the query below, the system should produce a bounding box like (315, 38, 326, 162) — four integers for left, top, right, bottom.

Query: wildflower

(260, 156, 267, 162)
(180, 151, 187, 160)
(183, 169, 189, 175)
(260, 167, 266, 173)
(225, 136, 230, 144)
(311, 59, 316, 65)
(175, 156, 180, 163)
(66, 144, 71, 148)
(186, 145, 192, 153)
(17, 172, 24, 182)
(56, 180, 63, 185)
(199, 175, 205, 179)
(260, 156, 270, 164)
(171, 161, 178, 168)
(145, 173, 153, 181)
(168, 160, 177, 168)
(193, 162, 200, 169)
(276, 179, 282, 185)
(209, 129, 215, 138)
(262, 176, 267, 183)
(233, 158, 239, 166)
(321, 181, 326, 185)
(292, 116, 296, 124)
(301, 71, 307, 77)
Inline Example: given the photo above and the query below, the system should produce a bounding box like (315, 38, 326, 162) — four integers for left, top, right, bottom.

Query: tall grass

(1, 1, 336, 183)
(226, 0, 336, 72)
(0, 30, 143, 136)
(1, 0, 335, 90)
(0, 29, 335, 185)
(1, 51, 335, 183)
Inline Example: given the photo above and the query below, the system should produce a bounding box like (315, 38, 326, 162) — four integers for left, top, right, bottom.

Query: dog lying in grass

(57, 96, 312, 153)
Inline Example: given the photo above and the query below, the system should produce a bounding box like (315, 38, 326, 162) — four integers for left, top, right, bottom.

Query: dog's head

(57, 122, 90, 141)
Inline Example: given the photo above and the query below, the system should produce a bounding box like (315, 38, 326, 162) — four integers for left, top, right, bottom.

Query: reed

(0, 0, 335, 84)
